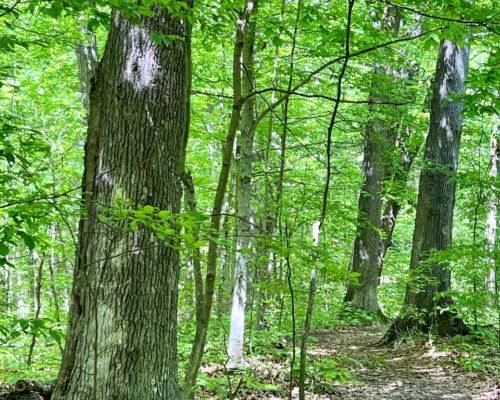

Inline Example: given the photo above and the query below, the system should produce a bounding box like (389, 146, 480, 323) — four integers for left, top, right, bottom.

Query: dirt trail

(312, 325, 500, 400)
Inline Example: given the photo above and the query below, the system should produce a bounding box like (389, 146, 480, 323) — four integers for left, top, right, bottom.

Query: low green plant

(339, 303, 380, 325)
(287, 355, 354, 394)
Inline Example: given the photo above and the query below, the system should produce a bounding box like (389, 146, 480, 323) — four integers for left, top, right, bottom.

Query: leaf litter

(198, 325, 500, 399)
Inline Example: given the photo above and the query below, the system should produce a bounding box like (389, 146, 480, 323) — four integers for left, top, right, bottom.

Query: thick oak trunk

(344, 67, 397, 314)
(385, 39, 470, 341)
(344, 6, 415, 314)
(52, 9, 187, 400)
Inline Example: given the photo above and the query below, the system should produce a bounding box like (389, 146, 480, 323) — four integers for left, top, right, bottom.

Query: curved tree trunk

(52, 8, 187, 400)
(385, 39, 470, 342)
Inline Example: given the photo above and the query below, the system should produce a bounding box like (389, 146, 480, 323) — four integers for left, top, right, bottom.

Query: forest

(1, 0, 500, 398)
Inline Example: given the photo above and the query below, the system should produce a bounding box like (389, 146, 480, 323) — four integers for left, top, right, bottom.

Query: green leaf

(143, 205, 155, 214)
(87, 19, 100, 32)
(49, 329, 63, 344)
(137, 6, 156, 17)
(423, 38, 438, 51)
(151, 32, 163, 45)
(17, 231, 35, 250)
(181, 233, 194, 242)
(158, 210, 171, 219)
(0, 243, 9, 256)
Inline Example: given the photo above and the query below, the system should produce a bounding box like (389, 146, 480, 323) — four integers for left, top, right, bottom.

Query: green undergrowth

(0, 314, 63, 384)
(437, 326, 500, 374)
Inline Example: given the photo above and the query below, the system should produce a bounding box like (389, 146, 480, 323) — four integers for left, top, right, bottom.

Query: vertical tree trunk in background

(3, 264, 11, 312)
(216, 177, 235, 319)
(227, 0, 258, 368)
(75, 28, 98, 115)
(486, 125, 499, 296)
(378, 128, 418, 280)
(52, 7, 187, 400)
(181, 11, 245, 399)
(344, 66, 397, 314)
(344, 7, 405, 314)
(386, 39, 470, 341)
(27, 257, 44, 366)
(254, 0, 284, 330)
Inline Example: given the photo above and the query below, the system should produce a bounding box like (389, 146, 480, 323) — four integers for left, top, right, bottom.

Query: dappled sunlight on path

(310, 325, 500, 400)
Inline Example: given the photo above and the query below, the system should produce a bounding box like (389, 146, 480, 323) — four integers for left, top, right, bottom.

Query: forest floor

(201, 324, 500, 399)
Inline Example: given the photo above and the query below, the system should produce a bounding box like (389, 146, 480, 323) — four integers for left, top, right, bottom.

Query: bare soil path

(312, 325, 500, 400)
(200, 324, 500, 399)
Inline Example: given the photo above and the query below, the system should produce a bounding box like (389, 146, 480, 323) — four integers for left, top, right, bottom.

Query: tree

(344, 6, 419, 315)
(485, 124, 499, 297)
(386, 37, 470, 341)
(52, 6, 188, 399)
(181, 7, 245, 398)
(227, 0, 258, 368)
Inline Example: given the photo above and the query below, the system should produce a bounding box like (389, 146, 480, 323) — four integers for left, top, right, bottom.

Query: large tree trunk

(385, 39, 470, 342)
(344, 66, 397, 314)
(227, 0, 258, 368)
(52, 8, 187, 400)
(344, 7, 413, 314)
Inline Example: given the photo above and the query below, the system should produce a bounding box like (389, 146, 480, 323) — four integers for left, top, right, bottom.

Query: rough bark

(378, 128, 418, 280)
(344, 67, 397, 314)
(75, 28, 98, 115)
(227, 0, 258, 368)
(385, 39, 470, 342)
(344, 6, 409, 313)
(52, 8, 187, 400)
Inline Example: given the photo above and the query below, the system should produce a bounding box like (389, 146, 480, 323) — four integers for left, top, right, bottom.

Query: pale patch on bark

(123, 26, 160, 91)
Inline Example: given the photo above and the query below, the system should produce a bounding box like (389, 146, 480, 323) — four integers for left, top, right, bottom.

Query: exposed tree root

(379, 311, 470, 345)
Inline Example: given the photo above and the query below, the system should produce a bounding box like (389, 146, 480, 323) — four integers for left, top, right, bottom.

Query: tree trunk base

(380, 311, 469, 345)
(377, 309, 391, 324)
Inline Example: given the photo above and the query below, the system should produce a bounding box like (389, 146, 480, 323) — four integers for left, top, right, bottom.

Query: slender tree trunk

(52, 7, 187, 399)
(385, 39, 470, 341)
(48, 224, 62, 325)
(181, 10, 246, 398)
(298, 222, 319, 400)
(486, 124, 499, 297)
(227, 0, 258, 368)
(254, 0, 284, 331)
(27, 257, 44, 366)
(378, 127, 418, 278)
(3, 263, 11, 313)
(216, 174, 235, 319)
